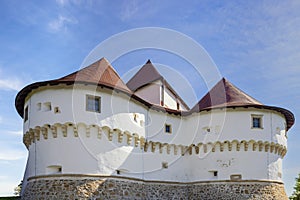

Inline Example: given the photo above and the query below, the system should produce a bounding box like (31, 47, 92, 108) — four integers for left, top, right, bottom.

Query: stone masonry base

(21, 175, 288, 200)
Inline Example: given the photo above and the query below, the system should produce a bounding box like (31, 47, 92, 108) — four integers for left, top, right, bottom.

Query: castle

(15, 58, 294, 199)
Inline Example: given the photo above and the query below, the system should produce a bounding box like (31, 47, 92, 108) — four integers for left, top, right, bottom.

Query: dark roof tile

(127, 59, 163, 91)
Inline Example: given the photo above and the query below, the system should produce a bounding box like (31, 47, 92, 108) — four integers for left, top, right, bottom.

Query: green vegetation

(290, 173, 300, 200)
(0, 197, 20, 200)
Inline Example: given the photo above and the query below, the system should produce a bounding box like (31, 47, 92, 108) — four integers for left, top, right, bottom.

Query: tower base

(21, 175, 288, 200)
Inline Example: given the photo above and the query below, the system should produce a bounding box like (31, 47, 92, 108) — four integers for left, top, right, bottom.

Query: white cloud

(56, 0, 85, 7)
(0, 77, 24, 91)
(0, 144, 26, 161)
(120, 0, 139, 21)
(7, 130, 23, 136)
(56, 0, 69, 6)
(0, 180, 18, 196)
(48, 15, 77, 33)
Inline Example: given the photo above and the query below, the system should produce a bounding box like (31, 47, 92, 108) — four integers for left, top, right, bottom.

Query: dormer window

(86, 95, 101, 113)
(252, 115, 263, 129)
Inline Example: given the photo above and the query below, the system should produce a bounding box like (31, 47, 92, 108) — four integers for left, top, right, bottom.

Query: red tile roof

(55, 57, 132, 93)
(15, 58, 294, 131)
(126, 60, 189, 109)
(15, 58, 132, 117)
(190, 78, 294, 130)
(191, 78, 262, 111)
(127, 59, 163, 91)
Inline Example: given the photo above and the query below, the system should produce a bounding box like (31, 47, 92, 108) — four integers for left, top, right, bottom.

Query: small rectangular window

(230, 174, 242, 180)
(209, 170, 218, 177)
(252, 115, 263, 129)
(213, 171, 218, 177)
(43, 102, 52, 111)
(86, 95, 101, 113)
(24, 106, 28, 122)
(165, 124, 172, 133)
(162, 162, 168, 169)
(46, 165, 62, 174)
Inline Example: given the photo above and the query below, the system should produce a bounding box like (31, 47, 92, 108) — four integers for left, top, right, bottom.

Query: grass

(0, 197, 20, 200)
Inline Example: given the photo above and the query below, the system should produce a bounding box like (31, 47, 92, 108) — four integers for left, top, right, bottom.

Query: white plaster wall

(134, 81, 161, 106)
(22, 85, 288, 185)
(164, 88, 177, 110)
(24, 85, 146, 136)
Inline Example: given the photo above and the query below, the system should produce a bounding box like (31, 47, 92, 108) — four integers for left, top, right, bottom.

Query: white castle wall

(22, 85, 288, 190)
(134, 81, 161, 106)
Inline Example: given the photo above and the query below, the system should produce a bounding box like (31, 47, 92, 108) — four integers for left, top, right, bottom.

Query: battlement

(24, 122, 287, 157)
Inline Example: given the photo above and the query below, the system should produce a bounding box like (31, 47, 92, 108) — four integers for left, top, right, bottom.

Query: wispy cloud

(56, 0, 69, 7)
(0, 148, 26, 161)
(7, 130, 23, 136)
(0, 179, 18, 196)
(48, 15, 77, 33)
(0, 77, 25, 91)
(120, 0, 139, 21)
(56, 0, 85, 7)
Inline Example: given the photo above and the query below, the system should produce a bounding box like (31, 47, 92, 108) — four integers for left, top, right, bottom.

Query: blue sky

(0, 0, 299, 196)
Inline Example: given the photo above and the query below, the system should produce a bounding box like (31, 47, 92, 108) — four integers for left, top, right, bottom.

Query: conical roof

(190, 78, 294, 130)
(127, 59, 163, 91)
(191, 78, 262, 112)
(55, 57, 132, 93)
(15, 58, 132, 117)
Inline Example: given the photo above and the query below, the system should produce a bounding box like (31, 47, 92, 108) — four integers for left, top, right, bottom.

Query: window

(46, 165, 62, 174)
(213, 171, 218, 177)
(24, 106, 28, 122)
(209, 170, 218, 177)
(162, 162, 168, 169)
(230, 174, 242, 180)
(54, 107, 61, 114)
(165, 124, 172, 133)
(43, 102, 52, 111)
(86, 95, 101, 112)
(133, 113, 138, 122)
(252, 115, 263, 129)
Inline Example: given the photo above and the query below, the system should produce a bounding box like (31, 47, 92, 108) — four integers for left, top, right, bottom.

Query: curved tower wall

(22, 85, 287, 186)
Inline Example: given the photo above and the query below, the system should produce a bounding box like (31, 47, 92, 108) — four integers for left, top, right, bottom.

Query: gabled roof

(126, 60, 189, 109)
(191, 78, 262, 111)
(127, 59, 163, 91)
(15, 58, 132, 117)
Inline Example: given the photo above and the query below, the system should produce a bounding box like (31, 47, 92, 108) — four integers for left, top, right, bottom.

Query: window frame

(165, 124, 172, 134)
(251, 114, 263, 129)
(86, 95, 101, 113)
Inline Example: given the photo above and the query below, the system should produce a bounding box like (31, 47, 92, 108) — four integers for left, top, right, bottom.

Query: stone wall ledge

(27, 174, 284, 185)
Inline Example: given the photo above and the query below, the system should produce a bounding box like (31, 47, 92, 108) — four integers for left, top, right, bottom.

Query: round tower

(16, 58, 294, 199)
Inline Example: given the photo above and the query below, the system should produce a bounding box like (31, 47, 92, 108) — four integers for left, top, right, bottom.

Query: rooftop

(15, 57, 295, 130)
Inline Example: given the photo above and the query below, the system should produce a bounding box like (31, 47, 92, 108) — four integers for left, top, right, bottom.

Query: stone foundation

(21, 175, 288, 200)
